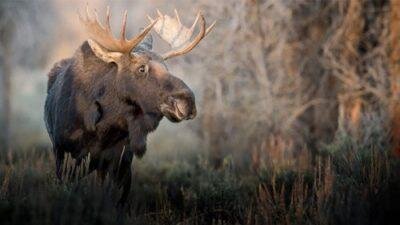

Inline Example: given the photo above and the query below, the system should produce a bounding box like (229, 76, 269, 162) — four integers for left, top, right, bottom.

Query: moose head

(79, 7, 215, 123)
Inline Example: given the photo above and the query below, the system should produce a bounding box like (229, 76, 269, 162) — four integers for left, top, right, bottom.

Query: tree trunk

(337, 0, 364, 135)
(0, 3, 14, 154)
(389, 0, 400, 156)
(0, 43, 12, 153)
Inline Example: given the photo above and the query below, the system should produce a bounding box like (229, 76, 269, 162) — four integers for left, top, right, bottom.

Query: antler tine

(147, 14, 155, 23)
(126, 18, 158, 47)
(105, 6, 111, 32)
(162, 14, 206, 60)
(157, 9, 163, 18)
(93, 9, 102, 28)
(120, 10, 128, 41)
(189, 12, 200, 33)
(150, 9, 214, 60)
(80, 5, 157, 53)
(206, 20, 216, 36)
(174, 9, 181, 25)
(85, 3, 90, 21)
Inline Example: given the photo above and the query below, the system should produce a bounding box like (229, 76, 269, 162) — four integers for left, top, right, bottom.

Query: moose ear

(87, 39, 123, 64)
(134, 31, 153, 51)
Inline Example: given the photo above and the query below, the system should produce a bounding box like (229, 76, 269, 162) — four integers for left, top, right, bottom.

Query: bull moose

(44, 6, 215, 202)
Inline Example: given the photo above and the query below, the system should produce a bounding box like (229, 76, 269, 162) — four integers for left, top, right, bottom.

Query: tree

(0, 0, 55, 153)
(0, 2, 15, 152)
(389, 0, 400, 156)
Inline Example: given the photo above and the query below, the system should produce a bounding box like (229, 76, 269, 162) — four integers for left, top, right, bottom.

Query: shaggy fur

(44, 39, 196, 203)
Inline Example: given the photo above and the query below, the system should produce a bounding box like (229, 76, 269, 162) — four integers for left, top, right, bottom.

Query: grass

(0, 132, 399, 225)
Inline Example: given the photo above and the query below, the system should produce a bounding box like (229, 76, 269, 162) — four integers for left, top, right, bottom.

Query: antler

(79, 5, 158, 54)
(148, 9, 215, 60)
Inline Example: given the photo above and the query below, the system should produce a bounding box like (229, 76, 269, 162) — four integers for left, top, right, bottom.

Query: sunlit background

(0, 0, 217, 156)
(1, 0, 400, 166)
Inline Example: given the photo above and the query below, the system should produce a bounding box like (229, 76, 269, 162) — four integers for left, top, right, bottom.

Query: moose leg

(88, 140, 133, 204)
(115, 147, 133, 206)
(54, 147, 64, 180)
(89, 153, 111, 184)
(104, 142, 133, 206)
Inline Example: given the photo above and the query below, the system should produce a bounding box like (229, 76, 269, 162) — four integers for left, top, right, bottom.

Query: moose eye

(137, 65, 148, 75)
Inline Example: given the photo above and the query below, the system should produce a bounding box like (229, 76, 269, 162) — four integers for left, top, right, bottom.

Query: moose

(44, 6, 214, 202)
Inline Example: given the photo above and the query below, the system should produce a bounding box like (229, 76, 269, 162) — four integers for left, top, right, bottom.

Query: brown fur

(47, 58, 72, 92)
(44, 40, 196, 204)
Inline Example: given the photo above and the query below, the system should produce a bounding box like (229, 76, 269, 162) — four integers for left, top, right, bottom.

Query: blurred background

(0, 1, 399, 224)
(1, 0, 399, 167)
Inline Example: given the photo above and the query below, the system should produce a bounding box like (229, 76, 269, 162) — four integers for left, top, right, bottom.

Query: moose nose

(170, 90, 196, 120)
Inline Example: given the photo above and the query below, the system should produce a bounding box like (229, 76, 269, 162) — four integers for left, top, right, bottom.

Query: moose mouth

(160, 97, 195, 123)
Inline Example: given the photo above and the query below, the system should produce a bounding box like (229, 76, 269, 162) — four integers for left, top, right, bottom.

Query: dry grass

(0, 124, 399, 225)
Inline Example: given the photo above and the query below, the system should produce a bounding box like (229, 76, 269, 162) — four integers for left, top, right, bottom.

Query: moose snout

(171, 90, 197, 119)
(174, 95, 197, 119)
(161, 91, 197, 122)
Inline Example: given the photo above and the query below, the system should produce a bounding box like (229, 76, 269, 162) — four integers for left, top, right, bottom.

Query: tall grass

(0, 122, 398, 225)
